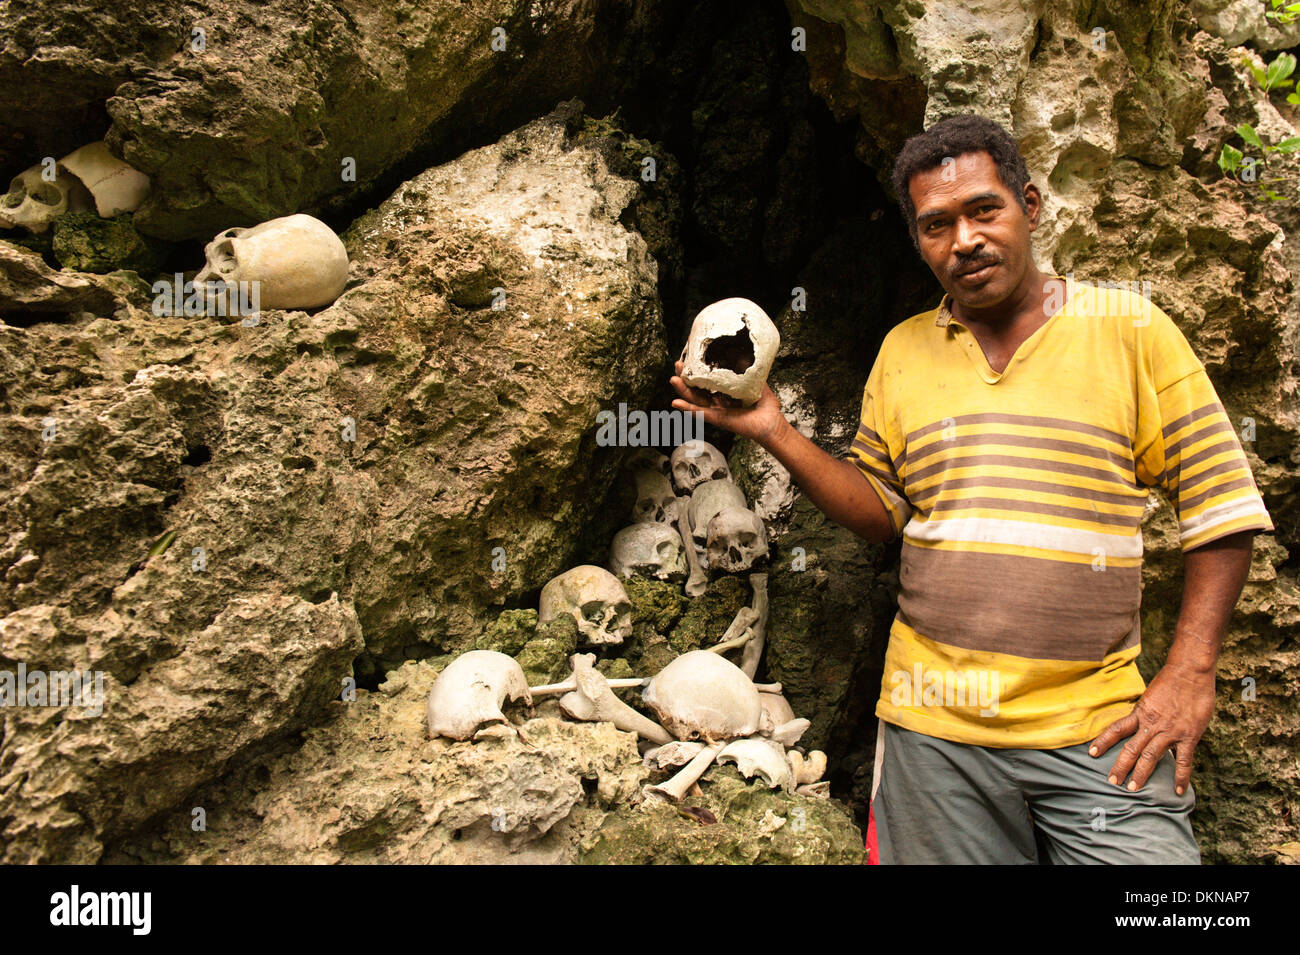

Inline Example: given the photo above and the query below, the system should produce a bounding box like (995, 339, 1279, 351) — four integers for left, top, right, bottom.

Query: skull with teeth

(608, 523, 688, 581)
(194, 213, 350, 309)
(670, 440, 730, 494)
(0, 163, 92, 233)
(705, 506, 769, 573)
(538, 565, 634, 647)
(631, 469, 681, 525)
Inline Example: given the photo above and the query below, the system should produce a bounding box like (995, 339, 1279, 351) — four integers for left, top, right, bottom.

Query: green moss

(669, 575, 748, 653)
(51, 212, 170, 274)
(577, 767, 865, 864)
(474, 608, 539, 656)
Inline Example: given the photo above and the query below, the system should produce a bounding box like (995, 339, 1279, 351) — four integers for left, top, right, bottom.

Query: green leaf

(1261, 189, 1287, 201)
(1265, 53, 1297, 90)
(1238, 124, 1265, 149)
(1248, 61, 1269, 87)
(1217, 144, 1243, 174)
(147, 529, 177, 558)
(1288, 92, 1300, 104)
(1273, 136, 1300, 152)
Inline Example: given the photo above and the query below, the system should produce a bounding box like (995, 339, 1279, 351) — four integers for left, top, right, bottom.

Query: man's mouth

(956, 261, 997, 282)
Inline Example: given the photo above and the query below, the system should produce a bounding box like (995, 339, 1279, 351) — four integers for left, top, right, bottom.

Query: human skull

(642, 650, 763, 742)
(717, 737, 795, 792)
(705, 506, 769, 573)
(670, 440, 730, 494)
(625, 447, 670, 476)
(538, 565, 634, 646)
(0, 163, 92, 233)
(679, 297, 780, 406)
(632, 469, 680, 525)
(608, 523, 688, 582)
(687, 479, 747, 546)
(194, 213, 349, 309)
(426, 650, 532, 741)
(58, 141, 150, 217)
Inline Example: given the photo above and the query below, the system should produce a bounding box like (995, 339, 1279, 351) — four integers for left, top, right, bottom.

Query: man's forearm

(759, 419, 895, 543)
(1163, 530, 1256, 675)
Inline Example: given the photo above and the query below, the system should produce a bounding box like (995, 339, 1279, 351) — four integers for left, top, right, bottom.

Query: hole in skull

(702, 327, 755, 374)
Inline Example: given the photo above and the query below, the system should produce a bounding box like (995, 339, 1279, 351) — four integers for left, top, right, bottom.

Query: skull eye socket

(31, 183, 62, 206)
(738, 533, 757, 546)
(710, 465, 727, 479)
(2, 181, 27, 208)
(580, 601, 607, 623)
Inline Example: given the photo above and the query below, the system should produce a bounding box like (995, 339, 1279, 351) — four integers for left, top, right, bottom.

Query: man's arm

(1089, 529, 1256, 794)
(669, 364, 896, 543)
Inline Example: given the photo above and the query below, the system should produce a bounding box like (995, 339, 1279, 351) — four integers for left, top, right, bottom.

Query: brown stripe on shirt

(896, 543, 1143, 661)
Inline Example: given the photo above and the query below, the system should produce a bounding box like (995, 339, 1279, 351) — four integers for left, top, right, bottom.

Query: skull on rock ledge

(538, 565, 634, 647)
(705, 506, 769, 573)
(194, 213, 349, 309)
(687, 479, 747, 546)
(670, 440, 730, 495)
(608, 523, 688, 582)
(0, 164, 92, 233)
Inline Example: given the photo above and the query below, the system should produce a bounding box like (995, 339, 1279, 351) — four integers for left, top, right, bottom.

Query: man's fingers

(1089, 711, 1137, 758)
(1173, 741, 1196, 796)
(1107, 722, 1155, 786)
(669, 374, 713, 407)
(1124, 732, 1173, 792)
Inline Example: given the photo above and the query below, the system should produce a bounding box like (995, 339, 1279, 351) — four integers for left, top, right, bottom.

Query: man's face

(907, 150, 1038, 311)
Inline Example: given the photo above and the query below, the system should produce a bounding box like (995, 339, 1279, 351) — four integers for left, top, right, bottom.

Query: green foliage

(1265, 0, 1300, 25)
(1216, 30, 1300, 203)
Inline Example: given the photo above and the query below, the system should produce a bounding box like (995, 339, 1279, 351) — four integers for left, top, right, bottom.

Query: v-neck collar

(935, 274, 1080, 384)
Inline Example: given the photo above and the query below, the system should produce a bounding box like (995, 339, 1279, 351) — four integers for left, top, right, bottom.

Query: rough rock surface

(0, 102, 667, 861)
(0, 0, 669, 239)
(108, 659, 863, 864)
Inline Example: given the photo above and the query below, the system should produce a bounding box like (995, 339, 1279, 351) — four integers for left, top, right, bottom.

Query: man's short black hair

(890, 114, 1032, 253)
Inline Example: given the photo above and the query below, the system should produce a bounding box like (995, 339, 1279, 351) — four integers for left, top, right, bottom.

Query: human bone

(642, 649, 763, 742)
(676, 506, 709, 598)
(608, 523, 687, 581)
(670, 440, 730, 494)
(425, 650, 532, 741)
(739, 572, 768, 679)
(58, 141, 151, 217)
(788, 749, 828, 785)
(768, 717, 810, 748)
(194, 213, 349, 309)
(538, 565, 633, 646)
(717, 737, 794, 792)
(759, 690, 796, 728)
(0, 163, 92, 233)
(679, 297, 780, 406)
(687, 479, 747, 548)
(556, 653, 672, 745)
(796, 781, 831, 798)
(626, 447, 671, 476)
(643, 740, 706, 770)
(707, 605, 760, 656)
(631, 469, 681, 525)
(706, 506, 769, 573)
(645, 740, 726, 803)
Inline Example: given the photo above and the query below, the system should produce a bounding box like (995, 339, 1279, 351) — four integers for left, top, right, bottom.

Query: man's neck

(951, 268, 1062, 336)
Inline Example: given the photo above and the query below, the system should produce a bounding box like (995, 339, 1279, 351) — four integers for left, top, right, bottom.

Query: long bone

(708, 606, 760, 655)
(739, 572, 768, 679)
(555, 653, 673, 745)
(676, 505, 709, 597)
(645, 739, 727, 802)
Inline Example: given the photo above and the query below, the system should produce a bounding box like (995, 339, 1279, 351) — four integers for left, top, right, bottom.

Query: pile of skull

(1, 142, 349, 311)
(427, 300, 827, 805)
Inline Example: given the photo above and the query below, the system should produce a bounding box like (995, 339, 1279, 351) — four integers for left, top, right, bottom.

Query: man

(669, 114, 1274, 864)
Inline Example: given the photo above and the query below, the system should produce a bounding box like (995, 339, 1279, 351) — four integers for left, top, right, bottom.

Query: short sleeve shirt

(846, 276, 1274, 748)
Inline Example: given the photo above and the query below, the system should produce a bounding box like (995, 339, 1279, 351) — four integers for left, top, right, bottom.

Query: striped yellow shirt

(847, 276, 1274, 748)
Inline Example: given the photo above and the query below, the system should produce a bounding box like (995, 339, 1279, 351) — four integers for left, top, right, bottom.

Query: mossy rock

(474, 608, 539, 656)
(52, 212, 170, 274)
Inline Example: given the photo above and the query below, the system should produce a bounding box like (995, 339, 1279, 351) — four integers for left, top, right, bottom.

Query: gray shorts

(869, 720, 1201, 864)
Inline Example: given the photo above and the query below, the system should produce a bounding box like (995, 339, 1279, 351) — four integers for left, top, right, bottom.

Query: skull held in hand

(194, 213, 349, 309)
(608, 523, 688, 581)
(706, 506, 768, 573)
(632, 469, 680, 524)
(679, 297, 780, 406)
(538, 565, 634, 646)
(670, 440, 730, 494)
